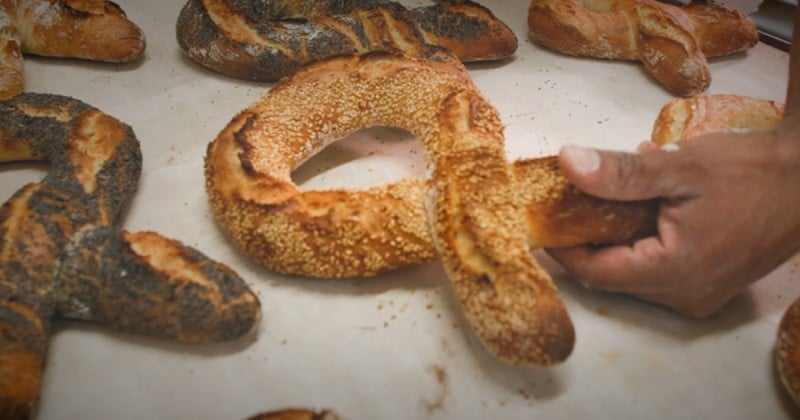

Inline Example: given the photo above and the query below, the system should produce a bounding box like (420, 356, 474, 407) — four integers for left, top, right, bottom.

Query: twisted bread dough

(0, 93, 260, 418)
(0, 0, 146, 99)
(206, 52, 661, 365)
(176, 0, 517, 82)
(527, 0, 758, 97)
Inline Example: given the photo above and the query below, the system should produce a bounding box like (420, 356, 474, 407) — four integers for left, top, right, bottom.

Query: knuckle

(609, 152, 645, 193)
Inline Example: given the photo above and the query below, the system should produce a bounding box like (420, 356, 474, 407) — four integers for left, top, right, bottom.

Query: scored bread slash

(0, 93, 260, 419)
(176, 0, 517, 82)
(0, 0, 146, 99)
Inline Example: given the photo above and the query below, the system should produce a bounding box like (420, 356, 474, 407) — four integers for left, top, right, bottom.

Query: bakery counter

(2, 0, 796, 419)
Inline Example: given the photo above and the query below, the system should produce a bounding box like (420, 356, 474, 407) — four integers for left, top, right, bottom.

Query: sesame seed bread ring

(176, 0, 517, 82)
(651, 94, 785, 145)
(205, 52, 657, 280)
(0, 93, 260, 418)
(0, 0, 146, 99)
(205, 52, 662, 365)
(527, 0, 758, 97)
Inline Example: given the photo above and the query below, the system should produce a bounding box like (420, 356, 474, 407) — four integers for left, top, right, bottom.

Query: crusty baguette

(651, 94, 784, 144)
(0, 93, 260, 419)
(176, 0, 517, 82)
(0, 0, 146, 99)
(527, 0, 758, 96)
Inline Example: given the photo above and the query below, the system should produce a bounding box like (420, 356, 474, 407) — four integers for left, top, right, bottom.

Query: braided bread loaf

(0, 0, 146, 99)
(0, 93, 260, 419)
(176, 0, 517, 82)
(527, 0, 758, 97)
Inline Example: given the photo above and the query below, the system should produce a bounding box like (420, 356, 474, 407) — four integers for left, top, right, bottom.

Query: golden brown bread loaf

(527, 0, 758, 97)
(0, 0, 146, 99)
(176, 0, 517, 82)
(778, 298, 800, 407)
(651, 94, 785, 144)
(205, 51, 667, 366)
(205, 53, 656, 280)
(0, 93, 260, 419)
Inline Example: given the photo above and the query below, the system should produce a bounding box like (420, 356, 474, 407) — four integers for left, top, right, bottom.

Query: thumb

(558, 144, 673, 201)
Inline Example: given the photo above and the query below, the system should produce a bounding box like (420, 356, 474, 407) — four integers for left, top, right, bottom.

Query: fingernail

(562, 145, 600, 175)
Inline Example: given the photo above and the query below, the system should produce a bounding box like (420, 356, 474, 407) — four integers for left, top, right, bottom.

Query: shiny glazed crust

(0, 93, 260, 419)
(176, 0, 518, 82)
(0, 0, 146, 99)
(527, 0, 758, 97)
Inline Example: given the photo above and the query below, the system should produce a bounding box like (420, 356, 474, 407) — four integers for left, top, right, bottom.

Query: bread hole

(0, 162, 48, 202)
(292, 125, 426, 191)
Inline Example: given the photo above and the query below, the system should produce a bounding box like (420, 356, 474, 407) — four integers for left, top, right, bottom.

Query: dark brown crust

(527, 0, 757, 97)
(176, 0, 517, 82)
(0, 93, 260, 419)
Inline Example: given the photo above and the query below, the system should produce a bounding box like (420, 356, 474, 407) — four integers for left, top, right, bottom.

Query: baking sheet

(2, 1, 797, 419)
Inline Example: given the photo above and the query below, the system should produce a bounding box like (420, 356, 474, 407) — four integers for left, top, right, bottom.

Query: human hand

(546, 128, 800, 318)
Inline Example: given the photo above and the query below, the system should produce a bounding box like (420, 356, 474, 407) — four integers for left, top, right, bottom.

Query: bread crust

(778, 298, 800, 406)
(246, 409, 341, 420)
(176, 0, 517, 82)
(0, 93, 260, 418)
(0, 0, 146, 99)
(651, 94, 784, 144)
(204, 52, 670, 365)
(527, 0, 758, 96)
